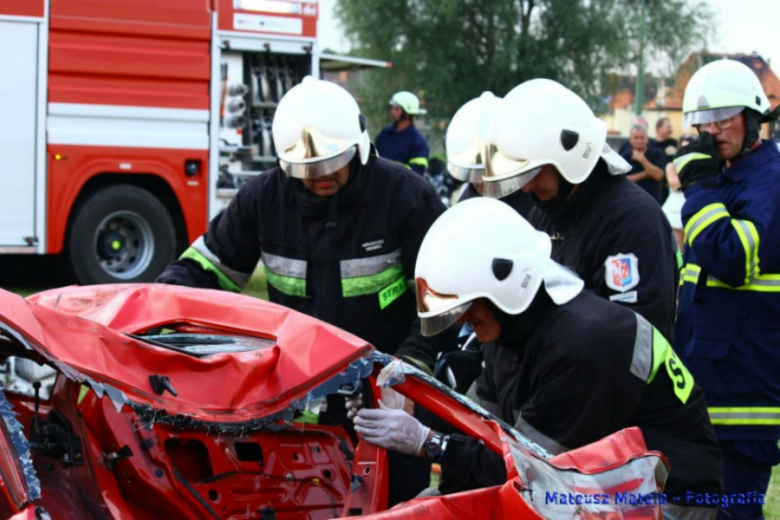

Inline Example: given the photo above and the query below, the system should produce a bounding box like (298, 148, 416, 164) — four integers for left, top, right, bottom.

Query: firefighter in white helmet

(158, 76, 451, 505)
(375, 91, 431, 174)
(447, 91, 533, 217)
(674, 58, 780, 520)
(480, 78, 680, 342)
(350, 198, 722, 518)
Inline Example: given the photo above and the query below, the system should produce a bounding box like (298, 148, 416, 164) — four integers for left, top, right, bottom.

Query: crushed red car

(0, 284, 670, 519)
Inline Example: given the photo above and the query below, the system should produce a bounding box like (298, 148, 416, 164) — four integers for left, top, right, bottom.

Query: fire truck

(0, 0, 389, 285)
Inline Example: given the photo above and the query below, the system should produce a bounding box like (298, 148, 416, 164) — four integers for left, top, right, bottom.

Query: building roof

(606, 52, 780, 112)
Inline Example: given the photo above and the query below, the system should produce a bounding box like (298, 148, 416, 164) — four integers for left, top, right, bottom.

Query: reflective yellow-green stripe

(180, 247, 242, 293)
(707, 275, 780, 292)
(342, 264, 404, 297)
(709, 407, 780, 425)
(657, 328, 694, 404)
(635, 315, 693, 404)
(264, 268, 307, 297)
(680, 264, 780, 292)
(409, 157, 429, 170)
(731, 219, 760, 283)
(685, 203, 730, 246)
(679, 264, 701, 286)
(673, 152, 713, 173)
(647, 326, 668, 385)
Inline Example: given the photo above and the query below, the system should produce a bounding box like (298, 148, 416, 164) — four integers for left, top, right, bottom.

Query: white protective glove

(345, 395, 363, 420)
(353, 401, 430, 456)
(346, 387, 407, 419)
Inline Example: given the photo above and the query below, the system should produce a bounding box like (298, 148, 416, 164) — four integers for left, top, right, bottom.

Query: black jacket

(157, 157, 447, 367)
(620, 145, 668, 205)
(527, 162, 679, 341)
(442, 290, 723, 499)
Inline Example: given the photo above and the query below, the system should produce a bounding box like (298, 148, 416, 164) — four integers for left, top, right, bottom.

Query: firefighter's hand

(346, 387, 409, 419)
(353, 401, 430, 456)
(674, 133, 721, 191)
(345, 395, 363, 420)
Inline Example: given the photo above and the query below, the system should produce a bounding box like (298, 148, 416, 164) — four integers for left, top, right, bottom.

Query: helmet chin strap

(741, 109, 762, 156)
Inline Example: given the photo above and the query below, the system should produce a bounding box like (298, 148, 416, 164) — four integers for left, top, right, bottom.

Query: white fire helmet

(446, 92, 502, 185)
(481, 79, 630, 199)
(682, 58, 771, 128)
(414, 198, 583, 336)
(273, 76, 371, 179)
(390, 91, 427, 115)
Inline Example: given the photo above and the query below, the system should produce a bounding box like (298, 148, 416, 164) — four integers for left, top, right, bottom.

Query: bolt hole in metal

(94, 211, 155, 279)
(208, 489, 219, 501)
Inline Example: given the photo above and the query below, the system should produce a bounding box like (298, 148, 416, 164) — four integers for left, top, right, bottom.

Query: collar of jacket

(722, 139, 780, 184)
(533, 160, 609, 230)
(391, 122, 417, 134)
(488, 288, 556, 354)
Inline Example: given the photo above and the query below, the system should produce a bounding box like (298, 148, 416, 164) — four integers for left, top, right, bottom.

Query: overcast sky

(317, 0, 780, 70)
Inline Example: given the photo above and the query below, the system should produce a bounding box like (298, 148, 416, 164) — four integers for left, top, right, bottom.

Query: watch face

(425, 436, 443, 460)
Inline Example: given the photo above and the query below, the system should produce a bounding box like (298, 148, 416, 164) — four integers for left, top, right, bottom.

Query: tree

(335, 0, 712, 137)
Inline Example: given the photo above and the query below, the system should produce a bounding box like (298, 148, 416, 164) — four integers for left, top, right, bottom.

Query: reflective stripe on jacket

(375, 123, 430, 175)
(675, 139, 780, 441)
(157, 157, 446, 367)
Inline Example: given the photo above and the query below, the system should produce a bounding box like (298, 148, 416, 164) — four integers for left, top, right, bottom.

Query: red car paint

(0, 285, 669, 519)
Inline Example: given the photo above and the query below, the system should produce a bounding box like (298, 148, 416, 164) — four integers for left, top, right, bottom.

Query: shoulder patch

(605, 253, 639, 293)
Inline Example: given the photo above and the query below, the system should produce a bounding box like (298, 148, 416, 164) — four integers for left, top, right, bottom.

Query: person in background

(618, 115, 650, 156)
(662, 134, 697, 252)
(651, 116, 679, 164)
(675, 58, 780, 520)
(447, 91, 533, 217)
(375, 91, 430, 175)
(651, 116, 679, 204)
(621, 124, 667, 205)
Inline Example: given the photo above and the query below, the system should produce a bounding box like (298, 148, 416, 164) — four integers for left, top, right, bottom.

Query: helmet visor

(279, 146, 356, 179)
(684, 106, 744, 127)
(482, 167, 541, 199)
(415, 277, 472, 336)
(448, 163, 484, 184)
(421, 301, 472, 337)
(448, 137, 487, 182)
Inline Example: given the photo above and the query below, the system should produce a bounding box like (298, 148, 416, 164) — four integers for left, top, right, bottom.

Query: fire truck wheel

(67, 185, 177, 284)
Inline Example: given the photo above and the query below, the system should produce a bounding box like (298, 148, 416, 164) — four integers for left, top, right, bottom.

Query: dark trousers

(387, 451, 431, 506)
(716, 440, 780, 520)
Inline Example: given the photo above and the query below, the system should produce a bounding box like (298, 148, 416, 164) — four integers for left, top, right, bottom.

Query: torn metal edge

(378, 358, 554, 460)
(0, 320, 550, 462)
(0, 384, 42, 503)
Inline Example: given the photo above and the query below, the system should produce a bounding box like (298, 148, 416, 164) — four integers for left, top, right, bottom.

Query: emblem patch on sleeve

(605, 253, 639, 293)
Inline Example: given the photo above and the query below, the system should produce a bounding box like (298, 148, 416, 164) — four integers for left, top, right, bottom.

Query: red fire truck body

(0, 0, 385, 284)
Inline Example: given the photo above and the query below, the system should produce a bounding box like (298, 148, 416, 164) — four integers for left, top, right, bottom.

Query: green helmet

(683, 59, 770, 127)
(390, 91, 427, 115)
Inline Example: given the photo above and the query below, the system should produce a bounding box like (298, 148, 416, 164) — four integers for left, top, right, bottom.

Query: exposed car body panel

(0, 284, 670, 519)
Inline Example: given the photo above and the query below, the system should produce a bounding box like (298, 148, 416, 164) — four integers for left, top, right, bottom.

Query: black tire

(66, 185, 177, 285)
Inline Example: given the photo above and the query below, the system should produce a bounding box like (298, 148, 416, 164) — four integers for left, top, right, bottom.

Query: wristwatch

(424, 432, 449, 463)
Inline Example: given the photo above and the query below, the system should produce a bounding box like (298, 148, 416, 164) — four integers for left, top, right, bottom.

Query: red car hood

(7, 284, 373, 421)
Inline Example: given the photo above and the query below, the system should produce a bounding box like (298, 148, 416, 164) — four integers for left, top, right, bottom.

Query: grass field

(2, 258, 779, 517)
